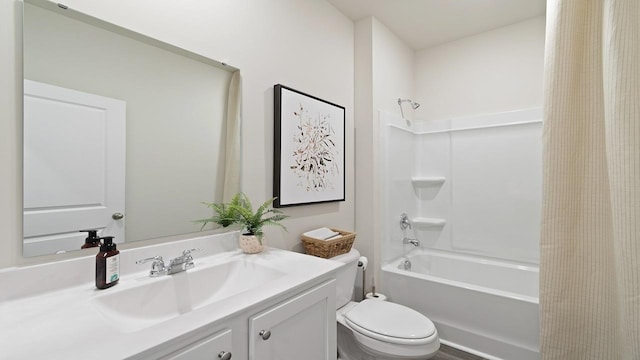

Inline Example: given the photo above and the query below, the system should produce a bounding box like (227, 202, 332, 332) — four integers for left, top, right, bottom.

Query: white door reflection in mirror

(23, 80, 125, 256)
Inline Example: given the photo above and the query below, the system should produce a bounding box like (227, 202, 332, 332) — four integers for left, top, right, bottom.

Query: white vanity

(0, 232, 340, 359)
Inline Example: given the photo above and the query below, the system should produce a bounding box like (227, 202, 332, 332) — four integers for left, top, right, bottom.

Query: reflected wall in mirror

(23, 1, 240, 257)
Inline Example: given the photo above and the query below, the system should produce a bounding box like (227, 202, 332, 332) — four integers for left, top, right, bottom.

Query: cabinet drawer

(163, 328, 233, 360)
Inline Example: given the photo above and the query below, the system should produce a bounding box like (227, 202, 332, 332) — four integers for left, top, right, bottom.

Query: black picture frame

(273, 84, 346, 208)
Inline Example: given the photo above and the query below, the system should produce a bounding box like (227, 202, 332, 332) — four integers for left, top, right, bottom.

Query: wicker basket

(301, 228, 356, 259)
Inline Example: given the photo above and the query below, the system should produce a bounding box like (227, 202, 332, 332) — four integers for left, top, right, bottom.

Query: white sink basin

(91, 259, 285, 332)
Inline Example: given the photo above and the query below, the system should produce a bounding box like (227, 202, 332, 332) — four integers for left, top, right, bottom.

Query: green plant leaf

(224, 195, 288, 236)
(193, 192, 251, 230)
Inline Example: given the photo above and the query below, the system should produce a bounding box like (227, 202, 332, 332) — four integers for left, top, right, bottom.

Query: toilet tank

(330, 249, 360, 309)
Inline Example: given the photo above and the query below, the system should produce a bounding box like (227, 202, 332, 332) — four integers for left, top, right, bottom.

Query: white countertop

(0, 233, 340, 359)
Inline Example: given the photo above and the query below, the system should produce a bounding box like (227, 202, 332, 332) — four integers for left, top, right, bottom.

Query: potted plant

(194, 192, 247, 230)
(230, 194, 288, 254)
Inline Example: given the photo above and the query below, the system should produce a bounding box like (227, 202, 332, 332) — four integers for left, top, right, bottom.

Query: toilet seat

(345, 319, 435, 346)
(343, 299, 436, 345)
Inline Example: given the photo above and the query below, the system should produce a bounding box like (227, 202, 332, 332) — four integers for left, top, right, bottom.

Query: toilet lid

(344, 299, 436, 343)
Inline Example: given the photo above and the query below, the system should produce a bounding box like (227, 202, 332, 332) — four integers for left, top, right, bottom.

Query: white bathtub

(381, 249, 539, 360)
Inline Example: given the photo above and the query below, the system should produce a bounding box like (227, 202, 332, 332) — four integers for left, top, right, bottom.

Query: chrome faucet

(167, 248, 199, 275)
(137, 248, 200, 277)
(402, 237, 420, 246)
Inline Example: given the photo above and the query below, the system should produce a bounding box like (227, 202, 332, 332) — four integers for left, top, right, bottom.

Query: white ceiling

(327, 0, 547, 50)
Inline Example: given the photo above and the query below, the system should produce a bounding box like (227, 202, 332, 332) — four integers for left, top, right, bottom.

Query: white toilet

(331, 249, 440, 360)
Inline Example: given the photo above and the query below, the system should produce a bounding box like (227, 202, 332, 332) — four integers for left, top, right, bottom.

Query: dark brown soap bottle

(96, 236, 120, 289)
(80, 229, 101, 249)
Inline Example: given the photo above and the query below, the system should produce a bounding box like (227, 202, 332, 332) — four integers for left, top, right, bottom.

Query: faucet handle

(136, 256, 167, 277)
(136, 255, 163, 264)
(400, 213, 412, 230)
(180, 248, 200, 269)
(182, 248, 201, 256)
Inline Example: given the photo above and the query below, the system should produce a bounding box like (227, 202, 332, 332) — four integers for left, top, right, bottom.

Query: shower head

(397, 98, 420, 118)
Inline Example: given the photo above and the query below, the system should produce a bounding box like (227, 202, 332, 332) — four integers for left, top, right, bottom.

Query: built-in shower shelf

(412, 217, 446, 228)
(411, 177, 446, 187)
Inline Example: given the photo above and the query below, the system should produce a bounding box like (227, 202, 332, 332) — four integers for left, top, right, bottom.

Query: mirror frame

(21, 0, 240, 258)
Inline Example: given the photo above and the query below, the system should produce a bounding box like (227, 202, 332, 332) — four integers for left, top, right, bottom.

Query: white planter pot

(239, 234, 264, 254)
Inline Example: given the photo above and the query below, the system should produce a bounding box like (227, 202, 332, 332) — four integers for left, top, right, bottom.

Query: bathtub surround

(379, 109, 543, 265)
(378, 108, 542, 359)
(353, 15, 545, 293)
(540, 0, 640, 358)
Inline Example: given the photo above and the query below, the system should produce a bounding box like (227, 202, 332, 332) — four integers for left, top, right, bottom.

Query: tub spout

(403, 237, 420, 246)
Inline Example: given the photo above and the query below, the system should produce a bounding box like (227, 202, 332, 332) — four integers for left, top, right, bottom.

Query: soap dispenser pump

(96, 236, 120, 289)
(80, 229, 101, 249)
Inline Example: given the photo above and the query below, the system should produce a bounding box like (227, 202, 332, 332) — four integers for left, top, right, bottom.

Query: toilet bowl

(337, 300, 440, 360)
(331, 249, 439, 360)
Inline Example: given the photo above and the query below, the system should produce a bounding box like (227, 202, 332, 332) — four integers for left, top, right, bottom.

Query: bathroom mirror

(22, 0, 240, 257)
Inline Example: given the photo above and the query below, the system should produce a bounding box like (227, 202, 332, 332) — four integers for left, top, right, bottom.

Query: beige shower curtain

(222, 70, 242, 202)
(540, 0, 640, 359)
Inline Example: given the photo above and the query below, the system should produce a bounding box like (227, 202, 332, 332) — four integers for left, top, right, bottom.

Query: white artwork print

(279, 88, 344, 205)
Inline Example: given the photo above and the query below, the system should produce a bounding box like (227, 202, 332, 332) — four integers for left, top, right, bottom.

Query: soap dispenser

(96, 236, 120, 289)
(80, 229, 101, 249)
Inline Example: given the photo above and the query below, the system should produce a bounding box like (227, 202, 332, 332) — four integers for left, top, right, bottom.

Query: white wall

(414, 16, 545, 121)
(0, 0, 22, 269)
(371, 18, 415, 119)
(378, 114, 418, 263)
(0, 0, 354, 268)
(354, 17, 375, 292)
(355, 17, 414, 291)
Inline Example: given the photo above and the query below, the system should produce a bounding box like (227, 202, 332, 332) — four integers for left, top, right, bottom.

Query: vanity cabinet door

(249, 280, 336, 360)
(164, 328, 233, 360)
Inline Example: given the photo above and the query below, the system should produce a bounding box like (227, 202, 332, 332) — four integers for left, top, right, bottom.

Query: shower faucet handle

(400, 213, 412, 230)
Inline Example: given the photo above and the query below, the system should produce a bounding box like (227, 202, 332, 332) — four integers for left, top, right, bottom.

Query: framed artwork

(273, 84, 345, 207)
